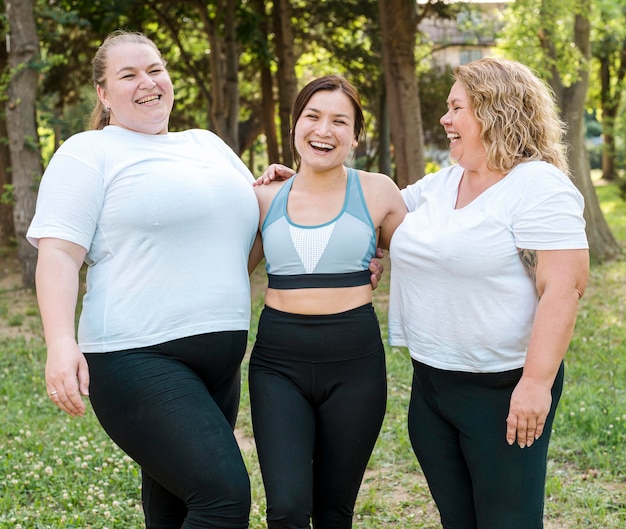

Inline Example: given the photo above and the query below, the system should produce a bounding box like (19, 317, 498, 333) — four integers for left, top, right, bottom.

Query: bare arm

(248, 231, 264, 275)
(377, 178, 407, 251)
(506, 248, 589, 447)
(36, 238, 89, 416)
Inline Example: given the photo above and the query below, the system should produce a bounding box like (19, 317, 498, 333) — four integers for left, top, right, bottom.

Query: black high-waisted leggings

(408, 359, 564, 529)
(249, 304, 387, 529)
(85, 331, 250, 529)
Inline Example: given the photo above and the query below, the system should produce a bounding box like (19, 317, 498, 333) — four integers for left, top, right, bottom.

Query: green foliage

(498, 0, 588, 84)
(0, 184, 14, 206)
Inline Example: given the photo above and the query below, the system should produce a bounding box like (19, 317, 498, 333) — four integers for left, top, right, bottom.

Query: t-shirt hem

(407, 351, 526, 374)
(79, 320, 251, 353)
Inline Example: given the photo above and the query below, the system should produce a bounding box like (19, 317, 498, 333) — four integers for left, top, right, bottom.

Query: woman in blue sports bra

(248, 75, 407, 529)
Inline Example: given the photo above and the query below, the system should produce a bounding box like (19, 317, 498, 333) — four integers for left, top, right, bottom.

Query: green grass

(1, 182, 625, 528)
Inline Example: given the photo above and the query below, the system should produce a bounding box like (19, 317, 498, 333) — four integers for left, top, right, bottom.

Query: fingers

(253, 171, 273, 186)
(506, 414, 545, 448)
(253, 164, 296, 186)
(368, 254, 384, 290)
(48, 383, 87, 417)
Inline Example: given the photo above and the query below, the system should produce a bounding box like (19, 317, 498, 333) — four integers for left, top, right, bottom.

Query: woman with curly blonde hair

(455, 57, 569, 175)
(387, 57, 589, 528)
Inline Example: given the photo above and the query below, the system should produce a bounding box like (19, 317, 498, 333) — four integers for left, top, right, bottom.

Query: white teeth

(310, 141, 334, 150)
(447, 133, 460, 140)
(137, 95, 160, 104)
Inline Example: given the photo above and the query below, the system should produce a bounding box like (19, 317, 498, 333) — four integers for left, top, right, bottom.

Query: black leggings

(249, 304, 387, 529)
(85, 331, 250, 529)
(408, 359, 564, 529)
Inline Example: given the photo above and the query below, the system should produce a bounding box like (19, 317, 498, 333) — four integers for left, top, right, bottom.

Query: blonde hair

(454, 58, 569, 175)
(87, 30, 166, 130)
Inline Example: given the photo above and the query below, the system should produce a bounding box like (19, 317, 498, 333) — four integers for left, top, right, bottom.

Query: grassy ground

(1, 181, 625, 528)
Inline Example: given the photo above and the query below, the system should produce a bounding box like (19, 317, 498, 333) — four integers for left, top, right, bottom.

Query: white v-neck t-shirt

(388, 161, 588, 372)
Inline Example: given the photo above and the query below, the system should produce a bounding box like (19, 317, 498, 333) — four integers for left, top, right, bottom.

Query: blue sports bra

(261, 167, 376, 289)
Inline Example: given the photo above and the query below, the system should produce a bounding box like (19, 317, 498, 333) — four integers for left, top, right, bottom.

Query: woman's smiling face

(440, 81, 486, 171)
(293, 89, 358, 171)
(96, 42, 174, 135)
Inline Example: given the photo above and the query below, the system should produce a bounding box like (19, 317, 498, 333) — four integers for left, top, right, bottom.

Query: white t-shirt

(27, 126, 259, 353)
(388, 161, 588, 372)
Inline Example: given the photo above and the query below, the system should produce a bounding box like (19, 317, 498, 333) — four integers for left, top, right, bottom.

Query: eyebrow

(115, 62, 162, 75)
(304, 106, 351, 119)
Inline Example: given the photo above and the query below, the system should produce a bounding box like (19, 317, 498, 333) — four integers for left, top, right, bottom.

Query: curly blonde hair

(454, 58, 569, 175)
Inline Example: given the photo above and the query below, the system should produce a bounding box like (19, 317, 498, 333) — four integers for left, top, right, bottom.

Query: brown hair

(87, 30, 166, 130)
(454, 57, 569, 175)
(290, 75, 365, 170)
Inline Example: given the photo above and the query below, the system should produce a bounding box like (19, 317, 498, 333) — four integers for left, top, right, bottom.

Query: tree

(272, 0, 298, 167)
(248, 0, 279, 163)
(5, 0, 41, 288)
(592, 0, 626, 181)
(0, 16, 15, 246)
(378, 0, 424, 188)
(500, 0, 620, 262)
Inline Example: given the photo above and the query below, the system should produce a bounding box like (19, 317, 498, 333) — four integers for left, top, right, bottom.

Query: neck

(295, 165, 347, 191)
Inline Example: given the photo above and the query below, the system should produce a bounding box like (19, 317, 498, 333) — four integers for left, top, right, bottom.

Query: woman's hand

(506, 377, 551, 448)
(254, 163, 296, 186)
(369, 248, 384, 290)
(46, 338, 90, 416)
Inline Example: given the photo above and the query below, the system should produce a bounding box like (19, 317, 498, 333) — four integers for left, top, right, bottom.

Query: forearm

(35, 241, 84, 347)
(522, 288, 580, 386)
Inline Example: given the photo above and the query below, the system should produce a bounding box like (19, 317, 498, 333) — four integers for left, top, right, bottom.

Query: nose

(316, 117, 332, 135)
(139, 72, 156, 89)
(440, 109, 451, 126)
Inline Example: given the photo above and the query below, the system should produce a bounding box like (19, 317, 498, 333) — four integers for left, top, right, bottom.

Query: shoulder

(508, 161, 582, 200)
(402, 164, 461, 200)
(254, 178, 289, 206)
(56, 130, 105, 151)
(354, 169, 400, 194)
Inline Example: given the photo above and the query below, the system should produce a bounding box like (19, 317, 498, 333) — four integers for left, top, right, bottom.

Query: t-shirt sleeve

(513, 168, 588, 250)
(402, 181, 423, 212)
(26, 150, 104, 251)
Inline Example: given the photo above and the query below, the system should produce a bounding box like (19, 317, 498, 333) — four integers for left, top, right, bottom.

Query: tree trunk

(272, 0, 297, 167)
(223, 0, 239, 149)
(251, 0, 280, 163)
(5, 0, 41, 289)
(0, 35, 15, 246)
(378, 0, 424, 188)
(601, 128, 617, 182)
(260, 64, 280, 163)
(599, 57, 622, 182)
(561, 10, 619, 262)
(539, 1, 620, 262)
(378, 88, 391, 177)
(0, 114, 16, 247)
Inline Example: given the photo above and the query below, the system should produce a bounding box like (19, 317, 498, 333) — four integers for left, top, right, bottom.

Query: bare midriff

(264, 284, 373, 315)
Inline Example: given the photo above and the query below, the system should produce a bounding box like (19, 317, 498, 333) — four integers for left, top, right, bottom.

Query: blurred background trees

(2, 0, 624, 286)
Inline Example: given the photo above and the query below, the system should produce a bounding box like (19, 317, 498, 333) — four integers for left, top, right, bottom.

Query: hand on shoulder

(254, 163, 296, 186)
